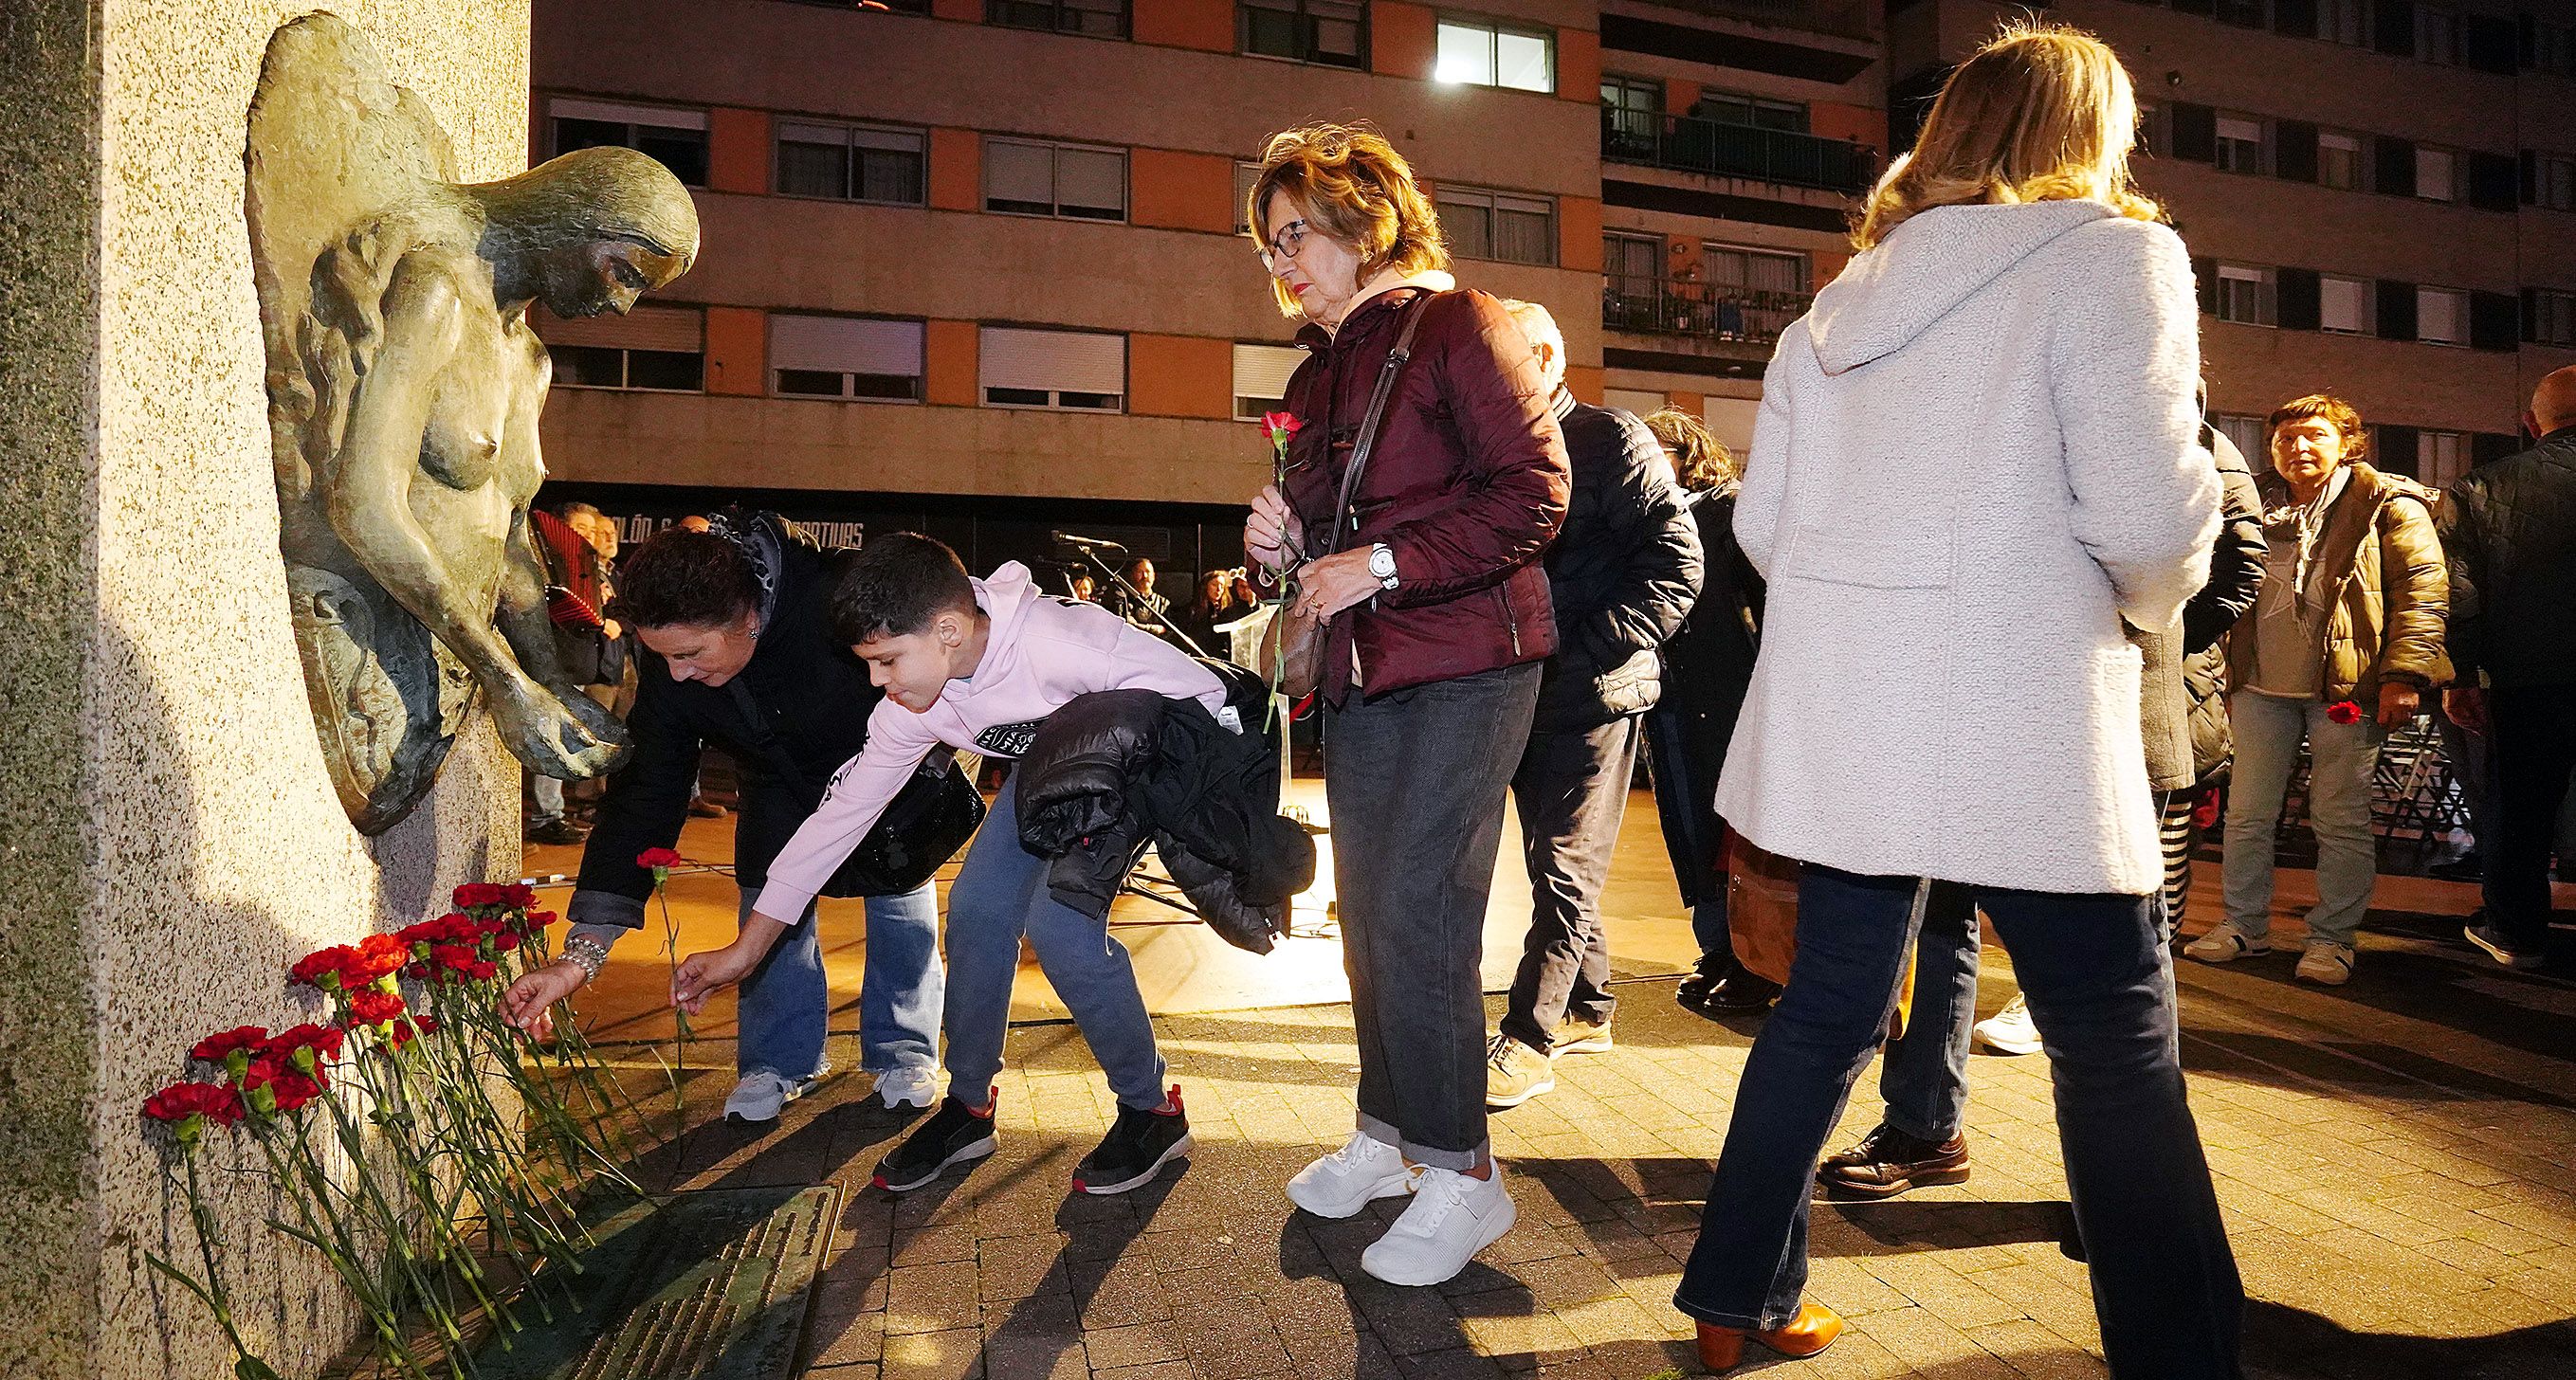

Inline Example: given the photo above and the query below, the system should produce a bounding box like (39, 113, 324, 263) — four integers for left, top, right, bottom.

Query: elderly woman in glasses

(1238, 121, 1570, 1288)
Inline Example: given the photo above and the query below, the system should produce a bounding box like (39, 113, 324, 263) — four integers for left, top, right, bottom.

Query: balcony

(1603, 278, 1812, 348)
(1602, 112, 1876, 195)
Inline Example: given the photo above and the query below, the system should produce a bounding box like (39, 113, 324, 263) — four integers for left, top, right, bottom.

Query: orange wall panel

(706, 107, 771, 195)
(703, 306, 768, 397)
(928, 127, 981, 212)
(1812, 102, 1890, 158)
(1558, 28, 1600, 104)
(1128, 334, 1233, 420)
(1131, 148, 1237, 235)
(1373, 1, 1437, 81)
(932, 0, 978, 21)
(1814, 249, 1853, 286)
(1669, 390, 1706, 417)
(1133, 0, 1233, 51)
(1559, 196, 1602, 274)
(1565, 365, 1605, 406)
(924, 319, 979, 407)
(1664, 79, 1698, 119)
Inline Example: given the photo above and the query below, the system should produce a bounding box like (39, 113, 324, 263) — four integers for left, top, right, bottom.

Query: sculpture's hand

(492, 679, 630, 779)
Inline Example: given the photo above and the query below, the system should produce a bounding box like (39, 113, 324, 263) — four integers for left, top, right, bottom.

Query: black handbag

(726, 680, 986, 898)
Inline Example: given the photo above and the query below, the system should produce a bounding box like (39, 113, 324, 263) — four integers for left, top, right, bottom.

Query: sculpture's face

(637, 611, 759, 688)
(540, 239, 689, 319)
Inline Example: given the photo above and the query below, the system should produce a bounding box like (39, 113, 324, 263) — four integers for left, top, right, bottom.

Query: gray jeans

(1502, 715, 1640, 1052)
(1324, 662, 1540, 1170)
(2222, 691, 2386, 947)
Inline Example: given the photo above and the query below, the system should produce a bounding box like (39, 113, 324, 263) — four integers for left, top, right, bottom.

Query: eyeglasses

(1258, 219, 1311, 270)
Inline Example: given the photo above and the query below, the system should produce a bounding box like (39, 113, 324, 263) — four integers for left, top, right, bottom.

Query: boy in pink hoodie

(673, 533, 1224, 1195)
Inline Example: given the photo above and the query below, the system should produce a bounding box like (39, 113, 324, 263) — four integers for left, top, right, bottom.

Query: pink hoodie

(755, 562, 1227, 921)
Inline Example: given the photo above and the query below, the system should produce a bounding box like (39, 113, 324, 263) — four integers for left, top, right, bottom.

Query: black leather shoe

(1701, 967, 1782, 1012)
(1818, 1123, 1969, 1199)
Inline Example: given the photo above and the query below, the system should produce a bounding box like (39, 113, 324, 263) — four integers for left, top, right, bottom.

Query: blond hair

(1642, 409, 1736, 493)
(1853, 21, 2159, 251)
(1247, 122, 1449, 318)
(2268, 393, 2370, 467)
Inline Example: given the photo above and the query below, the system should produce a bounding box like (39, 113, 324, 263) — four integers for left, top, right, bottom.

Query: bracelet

(559, 935, 610, 985)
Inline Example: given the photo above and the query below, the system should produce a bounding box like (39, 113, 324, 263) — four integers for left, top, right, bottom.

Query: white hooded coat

(1713, 200, 2221, 896)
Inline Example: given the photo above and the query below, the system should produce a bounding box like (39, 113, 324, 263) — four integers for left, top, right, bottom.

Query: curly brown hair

(1642, 409, 1737, 493)
(1246, 122, 1449, 318)
(611, 529, 760, 629)
(2267, 392, 2369, 467)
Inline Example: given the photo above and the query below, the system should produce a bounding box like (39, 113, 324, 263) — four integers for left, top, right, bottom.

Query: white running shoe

(875, 1064, 938, 1110)
(2183, 921, 2272, 965)
(1360, 1164, 1517, 1286)
(1972, 994, 2043, 1056)
(1287, 1131, 1415, 1220)
(723, 1068, 821, 1124)
(2295, 940, 2355, 986)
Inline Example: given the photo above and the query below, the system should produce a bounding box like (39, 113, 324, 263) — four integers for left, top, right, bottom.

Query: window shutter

(978, 327, 1125, 396)
(2374, 136, 2417, 197)
(2465, 153, 2517, 210)
(2166, 103, 2219, 164)
(2374, 0, 2417, 57)
(547, 97, 707, 131)
(1231, 343, 1306, 403)
(1054, 147, 1126, 216)
(2275, 120, 2320, 182)
(2192, 257, 2219, 317)
(2470, 291, 2519, 351)
(2526, 288, 2542, 343)
(984, 139, 1055, 208)
(2376, 280, 2418, 340)
(2272, 0, 2316, 37)
(2277, 268, 2323, 331)
(769, 315, 922, 375)
(2472, 431, 2521, 467)
(2375, 426, 2420, 476)
(537, 303, 703, 352)
(2463, 15, 2519, 74)
(2523, 150, 2540, 205)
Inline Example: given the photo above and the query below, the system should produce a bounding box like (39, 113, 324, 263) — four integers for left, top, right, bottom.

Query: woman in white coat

(1672, 25, 2243, 1378)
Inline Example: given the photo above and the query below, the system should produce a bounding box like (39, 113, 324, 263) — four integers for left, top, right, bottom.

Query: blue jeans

(1875, 882, 1980, 1143)
(734, 881, 941, 1081)
(2222, 692, 2386, 948)
(1676, 865, 2241, 1379)
(940, 783, 1169, 1111)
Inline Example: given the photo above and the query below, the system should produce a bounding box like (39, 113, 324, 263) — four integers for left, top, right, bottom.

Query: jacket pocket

(1782, 520, 1956, 590)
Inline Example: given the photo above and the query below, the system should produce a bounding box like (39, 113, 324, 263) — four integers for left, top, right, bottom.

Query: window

(2535, 153, 2576, 210)
(2216, 414, 2270, 471)
(979, 326, 1124, 410)
(1435, 18, 1553, 92)
(2315, 0, 2368, 45)
(1435, 186, 1555, 265)
(1705, 245, 1810, 296)
(2532, 19, 2576, 77)
(1603, 231, 1661, 297)
(549, 98, 708, 188)
(1705, 244, 1810, 340)
(2418, 286, 2469, 344)
(776, 120, 926, 205)
(769, 315, 923, 402)
(2530, 289, 2576, 347)
(539, 304, 703, 391)
(2319, 130, 2365, 190)
(986, 0, 1130, 39)
(1604, 388, 1667, 417)
(2216, 115, 2266, 174)
(1692, 92, 1808, 133)
(1235, 160, 1265, 233)
(1233, 342, 1306, 418)
(2216, 263, 2275, 326)
(2416, 146, 2457, 201)
(2418, 4, 2460, 64)
(2320, 274, 2373, 334)
(2214, 0, 2267, 28)
(983, 138, 1126, 220)
(2419, 430, 2468, 487)
(1601, 75, 1663, 151)
(1239, 0, 1366, 68)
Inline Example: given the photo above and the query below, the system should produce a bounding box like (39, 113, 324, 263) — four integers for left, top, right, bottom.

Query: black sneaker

(2465, 922, 2547, 971)
(1072, 1086, 1192, 1195)
(871, 1092, 998, 1193)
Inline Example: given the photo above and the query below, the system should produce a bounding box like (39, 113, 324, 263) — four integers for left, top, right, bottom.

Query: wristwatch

(1368, 542, 1399, 590)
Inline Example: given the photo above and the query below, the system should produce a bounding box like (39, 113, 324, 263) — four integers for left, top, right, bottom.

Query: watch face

(1370, 547, 1396, 577)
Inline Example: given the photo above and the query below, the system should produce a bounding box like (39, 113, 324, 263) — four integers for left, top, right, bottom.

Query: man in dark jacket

(497, 514, 945, 1122)
(2447, 367, 2576, 970)
(1486, 301, 1704, 1108)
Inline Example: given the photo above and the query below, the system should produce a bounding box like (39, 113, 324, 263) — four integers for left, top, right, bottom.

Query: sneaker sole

(1073, 1132, 1195, 1196)
(1287, 1170, 1415, 1220)
(1974, 1034, 2044, 1056)
(2464, 929, 2547, 971)
(2184, 941, 2270, 964)
(1360, 1190, 1519, 1286)
(877, 1085, 937, 1110)
(1486, 1075, 1555, 1110)
(2294, 967, 2351, 986)
(871, 1133, 997, 1193)
(1819, 1165, 1970, 1200)
(1553, 1033, 1615, 1055)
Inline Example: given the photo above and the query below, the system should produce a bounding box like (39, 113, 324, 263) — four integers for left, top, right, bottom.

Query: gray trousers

(1502, 715, 1641, 1052)
(1324, 662, 1540, 1170)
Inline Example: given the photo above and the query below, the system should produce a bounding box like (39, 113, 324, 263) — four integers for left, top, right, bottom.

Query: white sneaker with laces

(1360, 1163, 1517, 1286)
(1287, 1131, 1415, 1219)
(724, 1068, 821, 1124)
(875, 1064, 938, 1110)
(1972, 994, 2043, 1056)
(2295, 940, 2355, 986)
(2183, 921, 2272, 965)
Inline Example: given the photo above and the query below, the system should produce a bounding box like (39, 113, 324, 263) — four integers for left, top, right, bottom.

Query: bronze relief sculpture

(246, 14, 698, 832)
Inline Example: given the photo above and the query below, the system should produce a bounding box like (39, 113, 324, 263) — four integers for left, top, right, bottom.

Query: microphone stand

(1061, 544, 1212, 662)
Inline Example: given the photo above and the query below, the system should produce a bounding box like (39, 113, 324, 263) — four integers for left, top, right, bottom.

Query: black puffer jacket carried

(1014, 666, 1316, 953)
(2439, 426, 2576, 689)
(1531, 391, 1705, 731)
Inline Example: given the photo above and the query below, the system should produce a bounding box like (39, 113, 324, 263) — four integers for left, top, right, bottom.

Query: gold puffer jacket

(2225, 462, 2452, 702)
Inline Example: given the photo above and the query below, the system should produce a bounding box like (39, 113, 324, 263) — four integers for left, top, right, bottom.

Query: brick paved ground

(593, 881, 2576, 1380)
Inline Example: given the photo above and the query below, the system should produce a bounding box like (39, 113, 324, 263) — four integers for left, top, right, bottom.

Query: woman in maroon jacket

(1242, 122, 1571, 1288)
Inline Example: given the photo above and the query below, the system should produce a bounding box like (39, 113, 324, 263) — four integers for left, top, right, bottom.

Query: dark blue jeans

(1675, 865, 2241, 1380)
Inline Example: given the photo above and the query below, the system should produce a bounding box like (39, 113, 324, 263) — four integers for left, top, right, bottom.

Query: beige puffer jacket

(2225, 462, 2451, 702)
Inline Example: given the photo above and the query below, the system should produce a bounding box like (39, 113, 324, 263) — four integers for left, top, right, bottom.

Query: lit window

(2217, 414, 2270, 471)
(2217, 264, 2275, 326)
(1435, 18, 1554, 93)
(2320, 275, 2373, 335)
(2318, 130, 2364, 191)
(2417, 146, 2457, 201)
(2419, 430, 2467, 487)
(2418, 286, 2470, 344)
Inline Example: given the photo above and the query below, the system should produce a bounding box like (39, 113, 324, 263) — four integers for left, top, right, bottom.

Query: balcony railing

(1602, 112, 1877, 195)
(1603, 279, 1813, 347)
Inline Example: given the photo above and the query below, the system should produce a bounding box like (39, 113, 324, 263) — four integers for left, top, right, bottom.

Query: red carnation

(264, 1024, 344, 1074)
(143, 1081, 245, 1146)
(385, 1018, 419, 1050)
(289, 945, 355, 991)
(523, 909, 559, 931)
(348, 990, 406, 1026)
(452, 882, 504, 910)
(499, 883, 536, 910)
(490, 929, 523, 953)
(2326, 699, 2364, 725)
(190, 1026, 269, 1064)
(348, 934, 408, 984)
(636, 847, 682, 871)
(413, 1014, 440, 1036)
(240, 1059, 323, 1116)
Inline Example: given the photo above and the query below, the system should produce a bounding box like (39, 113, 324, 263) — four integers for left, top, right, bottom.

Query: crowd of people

(490, 20, 2576, 1377)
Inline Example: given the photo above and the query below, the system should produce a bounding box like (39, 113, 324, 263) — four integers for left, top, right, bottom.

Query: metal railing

(1601, 111, 1877, 194)
(1602, 278, 1814, 347)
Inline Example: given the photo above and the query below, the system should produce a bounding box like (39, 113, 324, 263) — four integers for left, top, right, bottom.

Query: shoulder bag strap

(1321, 292, 1435, 557)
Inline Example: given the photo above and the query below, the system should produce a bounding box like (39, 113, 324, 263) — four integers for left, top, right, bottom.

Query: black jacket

(2440, 427, 2576, 688)
(569, 518, 882, 929)
(1646, 486, 1762, 904)
(1013, 670, 1316, 953)
(1531, 392, 1705, 731)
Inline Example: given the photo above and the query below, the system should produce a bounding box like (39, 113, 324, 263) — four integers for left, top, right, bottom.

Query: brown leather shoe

(1818, 1122, 1969, 1200)
(1695, 1300, 1845, 1371)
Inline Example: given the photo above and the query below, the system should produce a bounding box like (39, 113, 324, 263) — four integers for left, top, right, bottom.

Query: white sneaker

(723, 1068, 821, 1124)
(1360, 1164, 1517, 1286)
(1972, 994, 2043, 1056)
(2183, 921, 2272, 965)
(874, 1064, 938, 1110)
(2295, 941, 2355, 986)
(1287, 1132, 1414, 1220)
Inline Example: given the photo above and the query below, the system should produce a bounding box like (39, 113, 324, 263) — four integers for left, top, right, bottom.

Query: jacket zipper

(1497, 586, 1522, 656)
